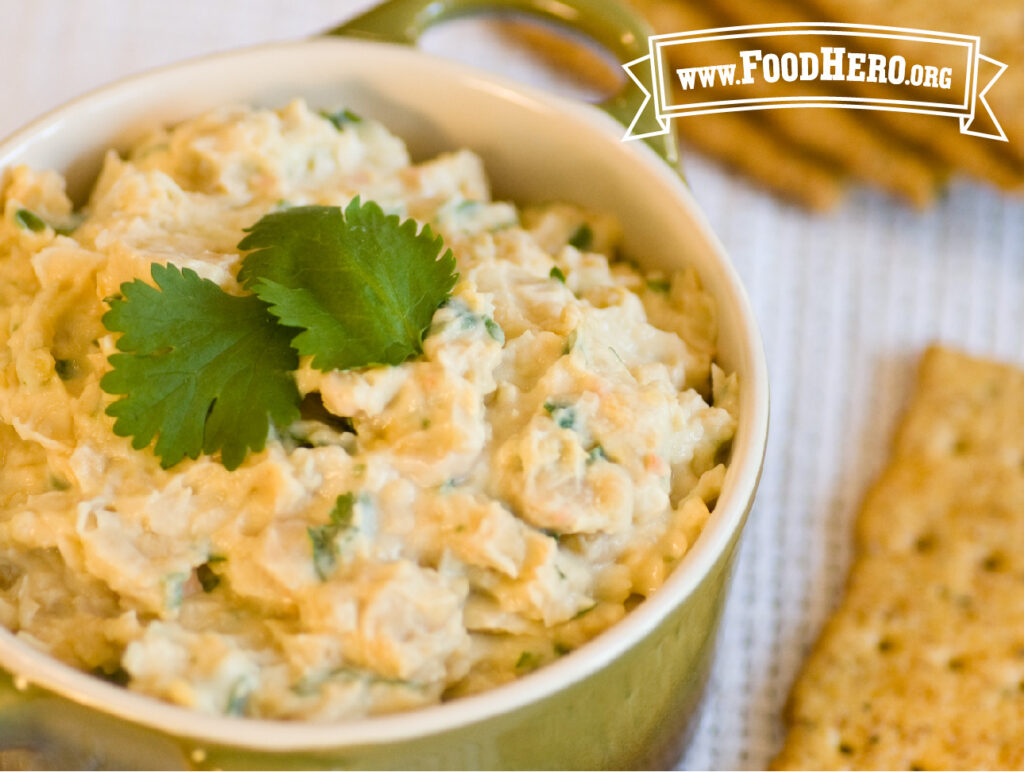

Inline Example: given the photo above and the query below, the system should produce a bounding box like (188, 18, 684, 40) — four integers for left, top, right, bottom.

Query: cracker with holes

(774, 346, 1024, 770)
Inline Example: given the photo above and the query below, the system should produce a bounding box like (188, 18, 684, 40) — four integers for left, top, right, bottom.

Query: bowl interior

(0, 37, 768, 749)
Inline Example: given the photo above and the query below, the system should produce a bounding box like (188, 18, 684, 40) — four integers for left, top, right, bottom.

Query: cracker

(774, 346, 1024, 770)
(797, 0, 1024, 175)
(491, 19, 627, 101)
(628, 0, 945, 206)
(494, 2, 845, 209)
(705, 0, 1024, 191)
(673, 112, 845, 210)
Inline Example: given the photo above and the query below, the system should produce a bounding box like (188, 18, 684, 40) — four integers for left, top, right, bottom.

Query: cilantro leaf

(237, 199, 457, 371)
(100, 263, 301, 470)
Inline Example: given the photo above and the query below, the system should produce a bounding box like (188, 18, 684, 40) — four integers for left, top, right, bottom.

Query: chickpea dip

(0, 100, 737, 720)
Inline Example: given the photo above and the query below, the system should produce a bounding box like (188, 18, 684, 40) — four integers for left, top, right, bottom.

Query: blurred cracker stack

(800, 0, 1024, 177)
(629, 0, 1024, 209)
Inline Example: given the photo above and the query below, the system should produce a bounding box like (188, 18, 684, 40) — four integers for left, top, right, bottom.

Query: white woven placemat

(3, 3, 1022, 768)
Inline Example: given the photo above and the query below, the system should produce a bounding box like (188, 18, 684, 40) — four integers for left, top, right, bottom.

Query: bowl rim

(0, 35, 769, 751)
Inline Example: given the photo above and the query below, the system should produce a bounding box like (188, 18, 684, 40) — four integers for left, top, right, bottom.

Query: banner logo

(623, 23, 1008, 142)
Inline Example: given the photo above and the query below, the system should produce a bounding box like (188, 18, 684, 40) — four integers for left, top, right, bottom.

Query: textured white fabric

(679, 161, 1024, 769)
(2, 2, 1022, 768)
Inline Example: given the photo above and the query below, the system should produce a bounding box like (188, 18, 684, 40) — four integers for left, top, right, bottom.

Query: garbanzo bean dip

(0, 100, 737, 720)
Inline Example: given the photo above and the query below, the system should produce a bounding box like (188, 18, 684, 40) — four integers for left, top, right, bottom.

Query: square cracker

(774, 346, 1024, 770)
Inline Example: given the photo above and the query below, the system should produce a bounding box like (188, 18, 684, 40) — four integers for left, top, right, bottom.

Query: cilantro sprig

(101, 264, 301, 470)
(239, 199, 457, 371)
(101, 199, 457, 470)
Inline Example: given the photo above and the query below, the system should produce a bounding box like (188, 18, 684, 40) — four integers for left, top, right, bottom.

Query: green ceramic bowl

(0, 0, 769, 767)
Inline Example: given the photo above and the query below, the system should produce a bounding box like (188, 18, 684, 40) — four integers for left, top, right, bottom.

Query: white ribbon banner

(623, 23, 1008, 143)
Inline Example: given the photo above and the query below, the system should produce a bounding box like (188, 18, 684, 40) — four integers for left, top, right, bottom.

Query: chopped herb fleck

(54, 358, 78, 380)
(484, 317, 505, 344)
(290, 673, 322, 697)
(330, 492, 356, 528)
(309, 526, 337, 581)
(488, 219, 518, 232)
(553, 642, 571, 657)
(572, 604, 597, 620)
(196, 563, 221, 593)
(562, 329, 578, 356)
(542, 401, 578, 430)
(568, 223, 593, 250)
(226, 679, 251, 716)
(540, 528, 562, 542)
(439, 300, 507, 343)
(309, 492, 357, 580)
(92, 665, 131, 687)
(320, 108, 362, 130)
(587, 445, 608, 464)
(646, 278, 671, 293)
(549, 266, 566, 283)
(515, 651, 540, 670)
(14, 209, 47, 232)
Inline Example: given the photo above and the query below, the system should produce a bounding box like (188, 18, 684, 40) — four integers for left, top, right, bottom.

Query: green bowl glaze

(0, 1, 768, 767)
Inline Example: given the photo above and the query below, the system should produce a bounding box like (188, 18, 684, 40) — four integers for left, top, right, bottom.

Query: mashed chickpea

(0, 100, 736, 719)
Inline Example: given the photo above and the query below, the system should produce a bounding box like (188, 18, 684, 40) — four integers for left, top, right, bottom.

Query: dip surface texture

(0, 100, 736, 720)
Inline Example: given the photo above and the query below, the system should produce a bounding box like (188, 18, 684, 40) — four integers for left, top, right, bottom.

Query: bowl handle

(327, 0, 679, 166)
